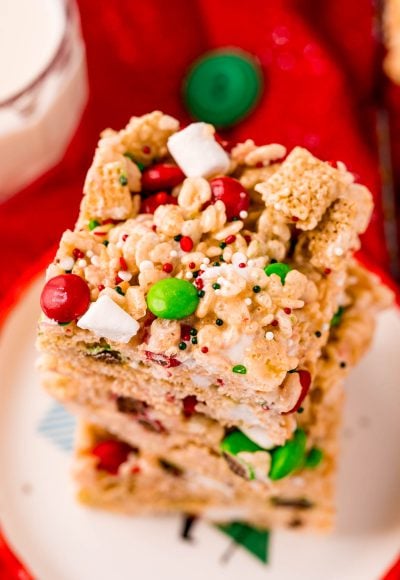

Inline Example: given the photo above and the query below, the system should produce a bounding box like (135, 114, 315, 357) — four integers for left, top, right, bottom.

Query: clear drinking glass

(0, 0, 88, 200)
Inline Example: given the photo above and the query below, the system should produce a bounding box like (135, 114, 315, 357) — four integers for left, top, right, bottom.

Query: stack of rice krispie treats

(37, 111, 392, 531)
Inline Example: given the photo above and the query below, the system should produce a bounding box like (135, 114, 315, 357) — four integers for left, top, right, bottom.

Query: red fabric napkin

(0, 1, 399, 577)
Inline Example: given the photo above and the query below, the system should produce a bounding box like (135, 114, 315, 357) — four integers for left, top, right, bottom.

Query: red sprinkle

(216, 378, 224, 386)
(238, 263, 246, 268)
(180, 324, 191, 341)
(225, 235, 236, 245)
(291, 216, 299, 222)
(145, 351, 181, 368)
(131, 465, 141, 474)
(102, 218, 120, 225)
(91, 439, 133, 474)
(195, 277, 204, 289)
(182, 395, 198, 418)
(72, 248, 84, 260)
(142, 145, 151, 154)
(119, 257, 128, 271)
(162, 262, 173, 273)
(94, 231, 107, 236)
(324, 268, 332, 275)
(201, 346, 209, 354)
(271, 319, 279, 327)
(115, 276, 123, 284)
(98, 284, 105, 292)
(244, 235, 251, 244)
(284, 307, 292, 314)
(122, 234, 128, 242)
(152, 225, 157, 232)
(180, 236, 193, 252)
(188, 262, 196, 269)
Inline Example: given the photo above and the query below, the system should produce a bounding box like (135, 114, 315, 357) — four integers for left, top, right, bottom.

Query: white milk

(0, 0, 88, 198)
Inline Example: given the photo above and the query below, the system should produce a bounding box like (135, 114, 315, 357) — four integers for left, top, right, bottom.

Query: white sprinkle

(322, 323, 329, 332)
(91, 256, 100, 266)
(265, 331, 274, 341)
(232, 252, 247, 267)
(170, 250, 178, 258)
(139, 260, 154, 272)
(118, 270, 132, 282)
(185, 272, 193, 279)
(239, 210, 248, 219)
(77, 259, 87, 268)
(244, 298, 252, 305)
(59, 257, 74, 271)
(274, 203, 281, 210)
(334, 247, 344, 256)
(202, 257, 210, 264)
(86, 250, 94, 258)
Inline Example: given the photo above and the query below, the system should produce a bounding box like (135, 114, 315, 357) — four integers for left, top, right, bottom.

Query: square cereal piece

(255, 147, 350, 230)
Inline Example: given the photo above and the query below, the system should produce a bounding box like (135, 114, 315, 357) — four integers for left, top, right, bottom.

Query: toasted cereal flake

(255, 147, 350, 230)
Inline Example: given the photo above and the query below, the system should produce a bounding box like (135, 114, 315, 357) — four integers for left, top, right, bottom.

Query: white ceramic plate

(0, 276, 399, 580)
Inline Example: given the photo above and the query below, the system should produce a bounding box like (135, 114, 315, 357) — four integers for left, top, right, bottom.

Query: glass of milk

(0, 0, 88, 199)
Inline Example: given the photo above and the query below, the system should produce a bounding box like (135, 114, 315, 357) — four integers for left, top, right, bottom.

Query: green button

(183, 49, 263, 128)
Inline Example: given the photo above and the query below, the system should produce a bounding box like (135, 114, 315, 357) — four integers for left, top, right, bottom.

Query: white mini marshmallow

(167, 123, 230, 178)
(77, 295, 139, 343)
(241, 426, 275, 450)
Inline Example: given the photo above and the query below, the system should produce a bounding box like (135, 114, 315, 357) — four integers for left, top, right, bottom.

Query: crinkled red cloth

(0, 0, 399, 578)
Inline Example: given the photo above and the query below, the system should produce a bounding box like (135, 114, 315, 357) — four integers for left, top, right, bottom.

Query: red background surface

(0, 0, 399, 577)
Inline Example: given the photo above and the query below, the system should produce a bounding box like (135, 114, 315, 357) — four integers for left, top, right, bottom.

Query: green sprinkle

(123, 152, 145, 171)
(252, 285, 261, 293)
(119, 174, 128, 186)
(219, 242, 227, 249)
(220, 430, 264, 455)
(212, 283, 221, 290)
(215, 318, 224, 326)
(197, 290, 205, 298)
(213, 262, 220, 267)
(305, 447, 324, 469)
(219, 255, 225, 262)
(191, 337, 198, 345)
(264, 262, 291, 284)
(146, 278, 199, 319)
(89, 219, 100, 231)
(115, 286, 125, 296)
(178, 342, 187, 350)
(269, 429, 307, 481)
(103, 240, 109, 247)
(232, 364, 247, 374)
(190, 328, 197, 336)
(174, 234, 182, 242)
(331, 306, 345, 327)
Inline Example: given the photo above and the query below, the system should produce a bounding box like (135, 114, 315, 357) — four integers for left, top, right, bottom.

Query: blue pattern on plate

(37, 402, 76, 452)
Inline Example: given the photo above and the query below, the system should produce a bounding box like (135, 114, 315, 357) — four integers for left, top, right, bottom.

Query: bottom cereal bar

(67, 272, 381, 531)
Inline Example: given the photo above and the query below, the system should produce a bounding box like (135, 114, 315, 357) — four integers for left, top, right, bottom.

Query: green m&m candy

(269, 429, 307, 481)
(220, 430, 264, 456)
(264, 262, 291, 284)
(304, 447, 324, 469)
(146, 278, 199, 319)
(183, 49, 263, 128)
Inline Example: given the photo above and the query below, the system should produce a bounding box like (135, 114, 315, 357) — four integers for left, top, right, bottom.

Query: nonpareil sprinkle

(191, 337, 198, 345)
(252, 285, 261, 293)
(212, 283, 221, 290)
(197, 290, 205, 298)
(119, 174, 128, 186)
(114, 286, 125, 296)
(88, 219, 100, 231)
(215, 318, 224, 326)
(178, 342, 187, 350)
(232, 364, 247, 374)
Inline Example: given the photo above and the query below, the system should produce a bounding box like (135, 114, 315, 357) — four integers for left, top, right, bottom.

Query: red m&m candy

(141, 163, 185, 191)
(209, 176, 250, 220)
(140, 191, 178, 214)
(91, 439, 133, 474)
(282, 370, 312, 415)
(40, 274, 90, 323)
